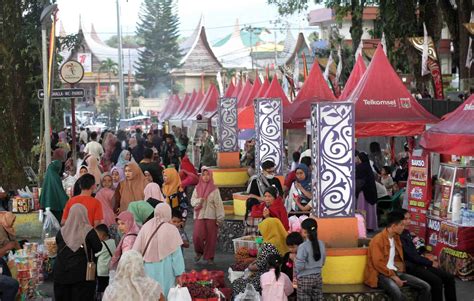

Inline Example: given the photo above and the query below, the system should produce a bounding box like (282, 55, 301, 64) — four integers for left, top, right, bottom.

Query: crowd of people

(0, 125, 460, 300)
(27, 126, 223, 301)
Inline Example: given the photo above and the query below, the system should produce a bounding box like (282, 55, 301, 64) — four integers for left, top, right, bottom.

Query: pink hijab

(132, 203, 182, 262)
(144, 183, 165, 202)
(95, 175, 116, 226)
(195, 167, 217, 200)
(86, 155, 102, 186)
(110, 211, 140, 268)
(111, 167, 125, 189)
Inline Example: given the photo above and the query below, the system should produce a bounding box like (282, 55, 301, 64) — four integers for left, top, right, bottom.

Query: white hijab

(103, 250, 163, 301)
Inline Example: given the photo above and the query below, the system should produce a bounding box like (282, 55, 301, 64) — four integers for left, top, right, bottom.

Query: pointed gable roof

(242, 77, 261, 108)
(283, 59, 335, 125)
(202, 84, 220, 117)
(256, 77, 270, 98)
(172, 90, 196, 120)
(285, 32, 312, 66)
(339, 54, 366, 100)
(231, 81, 243, 97)
(90, 24, 107, 46)
(224, 82, 236, 97)
(263, 75, 290, 106)
(348, 44, 438, 137)
(237, 79, 253, 108)
(160, 94, 181, 121)
(420, 95, 474, 156)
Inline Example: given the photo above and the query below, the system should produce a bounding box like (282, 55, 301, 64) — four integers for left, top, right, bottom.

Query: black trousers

(407, 265, 457, 301)
(54, 281, 96, 301)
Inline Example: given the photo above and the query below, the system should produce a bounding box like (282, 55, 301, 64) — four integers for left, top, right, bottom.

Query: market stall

(417, 96, 474, 281)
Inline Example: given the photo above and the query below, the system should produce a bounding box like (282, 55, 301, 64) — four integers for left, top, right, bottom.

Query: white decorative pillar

(255, 98, 284, 175)
(217, 97, 239, 168)
(311, 102, 355, 217)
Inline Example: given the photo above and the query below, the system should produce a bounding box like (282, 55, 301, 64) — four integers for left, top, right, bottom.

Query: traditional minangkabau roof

(213, 19, 252, 69)
(284, 32, 312, 66)
(173, 15, 222, 75)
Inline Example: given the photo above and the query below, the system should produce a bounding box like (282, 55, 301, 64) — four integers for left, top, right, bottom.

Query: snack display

(10, 244, 47, 299)
(44, 237, 57, 257)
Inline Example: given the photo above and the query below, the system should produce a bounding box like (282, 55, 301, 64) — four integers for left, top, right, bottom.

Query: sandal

(194, 254, 202, 262)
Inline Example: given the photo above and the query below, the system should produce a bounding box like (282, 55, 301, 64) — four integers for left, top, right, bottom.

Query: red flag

(302, 52, 308, 81)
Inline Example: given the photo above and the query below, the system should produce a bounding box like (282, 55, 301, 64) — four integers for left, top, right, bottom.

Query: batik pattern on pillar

(217, 97, 238, 152)
(255, 98, 283, 175)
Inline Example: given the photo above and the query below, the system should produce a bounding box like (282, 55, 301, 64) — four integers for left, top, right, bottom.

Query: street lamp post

(116, 0, 126, 119)
(40, 4, 57, 166)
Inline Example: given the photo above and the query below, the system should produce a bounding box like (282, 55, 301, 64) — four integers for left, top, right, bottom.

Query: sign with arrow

(37, 88, 85, 99)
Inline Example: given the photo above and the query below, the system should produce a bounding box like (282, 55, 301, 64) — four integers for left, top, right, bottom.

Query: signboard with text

(407, 149, 431, 238)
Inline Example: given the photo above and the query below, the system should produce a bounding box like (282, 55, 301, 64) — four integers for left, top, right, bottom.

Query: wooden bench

(323, 284, 419, 301)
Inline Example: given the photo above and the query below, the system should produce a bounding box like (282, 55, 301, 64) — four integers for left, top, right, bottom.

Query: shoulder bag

(84, 240, 96, 281)
(142, 222, 165, 256)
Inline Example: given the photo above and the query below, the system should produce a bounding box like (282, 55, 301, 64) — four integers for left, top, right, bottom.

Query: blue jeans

(0, 275, 19, 301)
(377, 272, 431, 301)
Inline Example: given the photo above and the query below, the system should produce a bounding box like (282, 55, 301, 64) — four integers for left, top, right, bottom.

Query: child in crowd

(260, 254, 294, 301)
(281, 232, 304, 300)
(380, 166, 395, 194)
(296, 219, 326, 300)
(95, 224, 117, 299)
(171, 209, 190, 249)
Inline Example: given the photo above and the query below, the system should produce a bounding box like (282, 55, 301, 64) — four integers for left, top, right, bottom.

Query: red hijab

(180, 155, 197, 175)
(195, 167, 217, 200)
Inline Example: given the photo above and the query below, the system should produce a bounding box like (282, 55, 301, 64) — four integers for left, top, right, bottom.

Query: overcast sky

(56, 0, 321, 44)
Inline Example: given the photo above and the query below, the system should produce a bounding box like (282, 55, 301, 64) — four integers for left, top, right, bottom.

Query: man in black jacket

(399, 209, 457, 301)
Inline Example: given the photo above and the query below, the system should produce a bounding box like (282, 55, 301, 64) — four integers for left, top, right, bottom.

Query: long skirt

(193, 219, 218, 260)
(356, 192, 378, 231)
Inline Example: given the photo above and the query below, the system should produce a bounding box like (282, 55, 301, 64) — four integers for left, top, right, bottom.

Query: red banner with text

(407, 150, 431, 238)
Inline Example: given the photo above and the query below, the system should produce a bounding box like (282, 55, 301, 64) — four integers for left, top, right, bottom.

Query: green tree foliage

(99, 58, 119, 91)
(105, 35, 143, 48)
(0, 0, 47, 188)
(135, 0, 182, 97)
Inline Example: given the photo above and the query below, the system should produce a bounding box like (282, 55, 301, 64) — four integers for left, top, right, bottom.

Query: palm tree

(99, 59, 119, 96)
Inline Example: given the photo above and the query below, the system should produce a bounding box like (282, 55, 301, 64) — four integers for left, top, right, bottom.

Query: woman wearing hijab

(110, 166, 124, 190)
(232, 218, 288, 295)
(103, 250, 165, 301)
(72, 165, 89, 197)
(116, 150, 133, 170)
(356, 151, 378, 231)
(95, 174, 116, 227)
(85, 155, 102, 186)
(179, 154, 199, 189)
(251, 186, 289, 230)
(110, 141, 123, 166)
(127, 183, 165, 226)
(110, 211, 140, 269)
(162, 168, 188, 217)
(114, 162, 148, 213)
(191, 167, 224, 264)
(53, 204, 102, 301)
(133, 203, 185, 297)
(40, 160, 69, 222)
(287, 163, 313, 213)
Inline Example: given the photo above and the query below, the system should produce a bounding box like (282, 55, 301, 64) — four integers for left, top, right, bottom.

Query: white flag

(421, 23, 430, 76)
(381, 32, 387, 55)
(216, 72, 224, 97)
(293, 54, 300, 85)
(258, 72, 264, 84)
(336, 45, 343, 84)
(355, 40, 363, 61)
(324, 52, 333, 81)
(466, 37, 473, 69)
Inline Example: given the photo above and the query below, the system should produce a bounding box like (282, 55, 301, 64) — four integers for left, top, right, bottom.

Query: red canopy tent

(237, 79, 253, 108)
(339, 54, 366, 100)
(420, 95, 474, 156)
(183, 90, 204, 120)
(238, 78, 270, 129)
(283, 59, 336, 126)
(231, 81, 243, 97)
(238, 76, 290, 129)
(241, 77, 261, 108)
(160, 94, 180, 121)
(202, 84, 219, 118)
(171, 90, 196, 120)
(185, 85, 215, 120)
(224, 82, 235, 97)
(347, 44, 438, 137)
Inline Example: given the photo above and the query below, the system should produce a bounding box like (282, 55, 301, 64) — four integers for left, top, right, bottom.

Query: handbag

(167, 285, 192, 301)
(84, 241, 96, 281)
(142, 222, 165, 256)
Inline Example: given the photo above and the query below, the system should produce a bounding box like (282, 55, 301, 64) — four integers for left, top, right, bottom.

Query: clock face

(60, 60, 84, 84)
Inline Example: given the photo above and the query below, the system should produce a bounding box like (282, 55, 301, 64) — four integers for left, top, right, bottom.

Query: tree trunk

(350, 0, 366, 55)
(458, 0, 473, 91)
